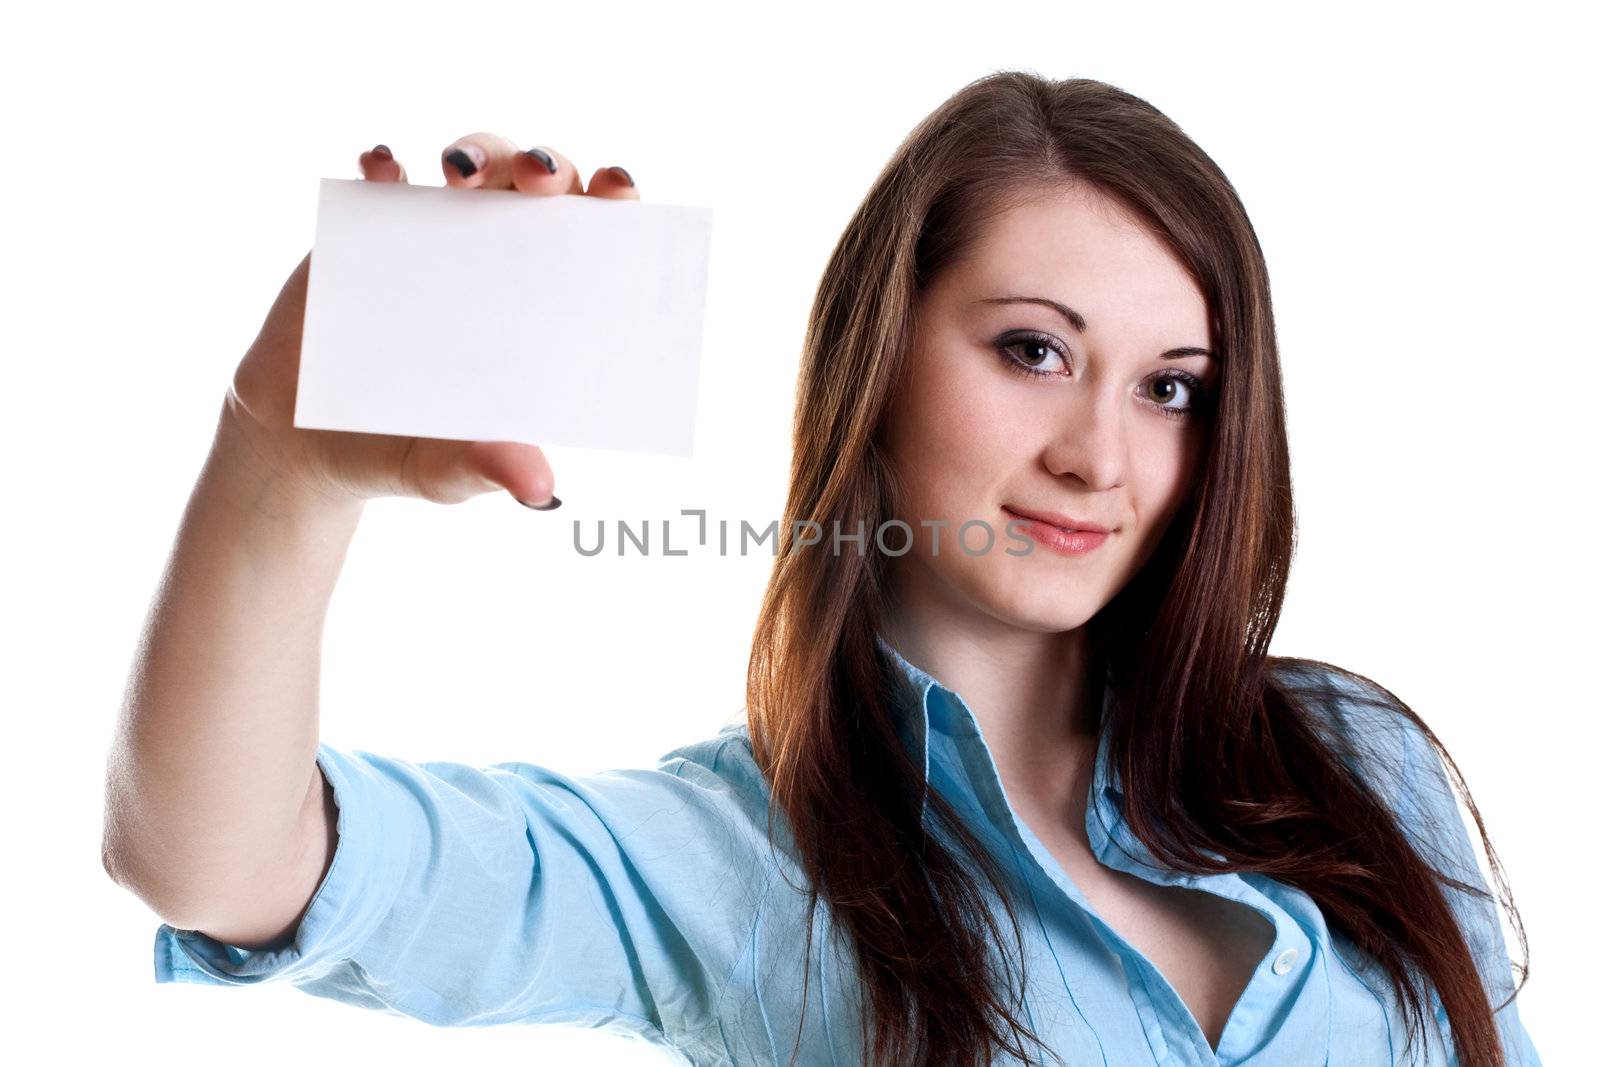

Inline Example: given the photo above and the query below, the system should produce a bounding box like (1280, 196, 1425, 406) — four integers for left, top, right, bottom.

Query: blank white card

(295, 177, 713, 457)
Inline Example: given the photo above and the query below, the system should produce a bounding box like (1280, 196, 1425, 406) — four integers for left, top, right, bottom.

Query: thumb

(461, 440, 559, 509)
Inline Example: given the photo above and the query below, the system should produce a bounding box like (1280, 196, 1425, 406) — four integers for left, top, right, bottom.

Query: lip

(1001, 505, 1112, 535)
(1001, 506, 1111, 558)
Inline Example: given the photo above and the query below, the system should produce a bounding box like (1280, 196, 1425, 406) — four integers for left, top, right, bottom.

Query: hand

(222, 134, 641, 509)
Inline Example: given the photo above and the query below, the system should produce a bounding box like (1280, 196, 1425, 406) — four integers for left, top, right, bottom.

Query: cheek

(886, 356, 1020, 521)
(1129, 424, 1207, 538)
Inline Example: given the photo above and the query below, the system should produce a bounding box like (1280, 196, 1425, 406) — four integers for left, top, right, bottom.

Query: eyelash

(995, 330, 1212, 421)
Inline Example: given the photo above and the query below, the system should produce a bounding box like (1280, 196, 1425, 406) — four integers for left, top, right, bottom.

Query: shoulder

(650, 721, 769, 817)
(1266, 658, 1459, 855)
(1268, 657, 1406, 729)
(1268, 661, 1481, 895)
(481, 719, 768, 830)
(657, 720, 759, 781)
(458, 720, 783, 917)
(1268, 661, 1531, 1036)
(1268, 657, 1409, 742)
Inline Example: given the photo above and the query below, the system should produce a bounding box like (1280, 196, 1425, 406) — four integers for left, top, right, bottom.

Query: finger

(584, 164, 639, 201)
(507, 144, 585, 197)
(468, 441, 558, 508)
(358, 143, 409, 183)
(440, 131, 533, 191)
(406, 437, 557, 506)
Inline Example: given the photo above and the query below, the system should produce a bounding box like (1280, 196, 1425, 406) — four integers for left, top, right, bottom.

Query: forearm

(102, 404, 363, 925)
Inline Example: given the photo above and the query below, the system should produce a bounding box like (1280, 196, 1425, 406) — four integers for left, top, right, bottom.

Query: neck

(880, 576, 1104, 817)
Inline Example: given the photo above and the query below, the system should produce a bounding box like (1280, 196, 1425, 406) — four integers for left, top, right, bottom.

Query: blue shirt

(153, 636, 1540, 1065)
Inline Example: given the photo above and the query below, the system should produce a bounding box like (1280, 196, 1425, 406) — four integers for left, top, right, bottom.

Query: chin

(972, 579, 1102, 634)
(997, 604, 1099, 634)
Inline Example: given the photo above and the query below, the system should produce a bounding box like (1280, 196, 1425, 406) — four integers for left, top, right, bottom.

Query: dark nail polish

(371, 144, 392, 158)
(444, 148, 478, 179)
(523, 147, 557, 174)
(517, 494, 562, 510)
(609, 165, 634, 187)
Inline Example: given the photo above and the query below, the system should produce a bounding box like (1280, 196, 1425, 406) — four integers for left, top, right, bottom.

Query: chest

(1025, 817, 1277, 1051)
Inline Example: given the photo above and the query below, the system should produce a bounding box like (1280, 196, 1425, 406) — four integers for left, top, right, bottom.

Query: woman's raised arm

(100, 135, 630, 945)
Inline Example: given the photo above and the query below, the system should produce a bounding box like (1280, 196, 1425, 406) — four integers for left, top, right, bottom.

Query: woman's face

(879, 182, 1218, 634)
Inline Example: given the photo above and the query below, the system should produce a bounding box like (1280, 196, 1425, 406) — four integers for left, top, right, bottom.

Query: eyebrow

(975, 295, 1215, 361)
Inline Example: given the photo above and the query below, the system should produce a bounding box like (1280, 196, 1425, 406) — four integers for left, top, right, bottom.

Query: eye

(996, 330, 1068, 377)
(1144, 371, 1210, 421)
(995, 329, 1214, 421)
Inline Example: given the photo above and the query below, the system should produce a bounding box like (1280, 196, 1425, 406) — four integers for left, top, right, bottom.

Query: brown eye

(1145, 371, 1210, 421)
(996, 331, 1068, 377)
(1016, 340, 1053, 367)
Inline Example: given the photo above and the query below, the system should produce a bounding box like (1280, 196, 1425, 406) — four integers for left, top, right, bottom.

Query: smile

(1001, 505, 1112, 557)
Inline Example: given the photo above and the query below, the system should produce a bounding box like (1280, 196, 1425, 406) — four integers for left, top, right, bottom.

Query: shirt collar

(874, 633, 1132, 866)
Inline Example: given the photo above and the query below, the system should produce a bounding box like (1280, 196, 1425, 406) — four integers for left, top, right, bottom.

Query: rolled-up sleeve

(153, 731, 772, 1047)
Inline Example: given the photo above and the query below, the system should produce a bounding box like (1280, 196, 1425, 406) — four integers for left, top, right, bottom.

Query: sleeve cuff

(154, 742, 413, 986)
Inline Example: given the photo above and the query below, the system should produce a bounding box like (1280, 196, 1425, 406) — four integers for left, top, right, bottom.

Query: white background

(2, 0, 1588, 1062)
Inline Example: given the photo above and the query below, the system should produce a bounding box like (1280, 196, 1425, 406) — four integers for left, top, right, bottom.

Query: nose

(1040, 386, 1126, 491)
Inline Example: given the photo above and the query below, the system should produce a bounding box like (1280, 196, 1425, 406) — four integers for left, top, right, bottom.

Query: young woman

(103, 72, 1538, 1067)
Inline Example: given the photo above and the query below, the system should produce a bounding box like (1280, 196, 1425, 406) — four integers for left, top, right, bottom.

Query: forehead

(946, 185, 1213, 348)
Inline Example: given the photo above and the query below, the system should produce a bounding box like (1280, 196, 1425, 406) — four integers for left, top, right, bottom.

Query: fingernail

(608, 165, 635, 187)
(517, 494, 562, 511)
(444, 145, 482, 179)
(523, 147, 557, 174)
(371, 144, 392, 159)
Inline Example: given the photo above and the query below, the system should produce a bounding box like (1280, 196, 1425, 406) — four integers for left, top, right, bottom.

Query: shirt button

(1271, 948, 1298, 975)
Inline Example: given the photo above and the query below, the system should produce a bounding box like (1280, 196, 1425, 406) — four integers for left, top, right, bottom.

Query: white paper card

(295, 177, 712, 457)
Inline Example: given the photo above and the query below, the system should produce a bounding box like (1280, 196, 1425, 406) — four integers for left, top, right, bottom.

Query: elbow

(100, 834, 184, 924)
(101, 818, 138, 889)
(100, 845, 207, 932)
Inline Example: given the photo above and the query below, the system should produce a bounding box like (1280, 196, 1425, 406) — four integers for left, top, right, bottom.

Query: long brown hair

(744, 70, 1527, 1067)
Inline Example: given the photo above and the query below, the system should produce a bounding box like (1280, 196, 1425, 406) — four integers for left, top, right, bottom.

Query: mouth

(1000, 505, 1113, 557)
(1000, 505, 1113, 535)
